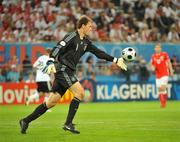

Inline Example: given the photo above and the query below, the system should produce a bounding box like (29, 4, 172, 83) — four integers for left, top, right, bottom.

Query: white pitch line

(59, 121, 105, 125)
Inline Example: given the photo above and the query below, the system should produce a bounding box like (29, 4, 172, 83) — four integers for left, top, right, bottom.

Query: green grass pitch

(0, 101, 180, 142)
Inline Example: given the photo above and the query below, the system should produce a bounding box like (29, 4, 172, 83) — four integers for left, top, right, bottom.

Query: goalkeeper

(19, 15, 127, 134)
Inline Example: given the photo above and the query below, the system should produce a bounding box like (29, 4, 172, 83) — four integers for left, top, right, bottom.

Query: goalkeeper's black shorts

(51, 64, 78, 96)
(37, 81, 52, 93)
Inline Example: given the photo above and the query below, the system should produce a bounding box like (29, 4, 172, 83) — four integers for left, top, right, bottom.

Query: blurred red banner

(0, 83, 73, 105)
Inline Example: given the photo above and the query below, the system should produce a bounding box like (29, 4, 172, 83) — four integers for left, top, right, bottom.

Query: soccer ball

(121, 47, 136, 62)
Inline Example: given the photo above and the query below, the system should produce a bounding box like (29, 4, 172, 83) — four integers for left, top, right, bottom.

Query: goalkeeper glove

(113, 57, 127, 71)
(42, 59, 56, 74)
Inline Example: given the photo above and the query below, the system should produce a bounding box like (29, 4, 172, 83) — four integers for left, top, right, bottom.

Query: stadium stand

(0, 0, 179, 82)
(0, 0, 179, 43)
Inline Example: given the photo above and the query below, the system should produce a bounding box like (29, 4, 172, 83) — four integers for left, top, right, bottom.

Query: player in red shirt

(151, 44, 174, 108)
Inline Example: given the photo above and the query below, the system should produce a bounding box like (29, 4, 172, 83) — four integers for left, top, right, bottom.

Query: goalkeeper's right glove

(113, 57, 127, 71)
(42, 59, 56, 74)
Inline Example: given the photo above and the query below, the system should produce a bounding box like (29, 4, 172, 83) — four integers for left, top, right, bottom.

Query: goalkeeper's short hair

(76, 15, 92, 29)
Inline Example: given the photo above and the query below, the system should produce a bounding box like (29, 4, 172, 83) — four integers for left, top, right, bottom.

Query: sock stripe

(43, 102, 48, 109)
(74, 97, 80, 102)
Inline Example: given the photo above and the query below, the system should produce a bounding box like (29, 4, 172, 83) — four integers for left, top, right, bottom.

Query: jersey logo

(60, 41, 66, 46)
(160, 56, 164, 60)
(37, 61, 44, 69)
(155, 56, 164, 64)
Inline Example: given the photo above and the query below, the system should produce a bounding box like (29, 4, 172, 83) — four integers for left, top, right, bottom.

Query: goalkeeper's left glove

(42, 59, 56, 74)
(113, 57, 127, 71)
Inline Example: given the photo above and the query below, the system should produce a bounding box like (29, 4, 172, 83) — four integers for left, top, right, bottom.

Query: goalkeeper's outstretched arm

(86, 42, 127, 71)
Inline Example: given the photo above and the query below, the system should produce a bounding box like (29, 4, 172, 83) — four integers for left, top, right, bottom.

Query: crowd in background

(0, 0, 180, 82)
(0, 0, 179, 43)
(0, 53, 180, 83)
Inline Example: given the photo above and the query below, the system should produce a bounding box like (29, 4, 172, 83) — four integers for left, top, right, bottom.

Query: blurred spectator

(54, 24, 67, 41)
(0, 0, 179, 43)
(156, 6, 174, 35)
(26, 73, 35, 83)
(22, 55, 32, 76)
(15, 17, 26, 30)
(138, 59, 150, 81)
(167, 26, 179, 42)
(97, 27, 110, 41)
(34, 14, 48, 30)
(162, 1, 177, 18)
(95, 60, 109, 75)
(122, 68, 131, 81)
(7, 55, 18, 69)
(140, 25, 150, 42)
(109, 63, 121, 75)
(77, 70, 84, 81)
(6, 65, 20, 82)
(133, 0, 145, 21)
(43, 27, 54, 41)
(121, 0, 133, 14)
(171, 55, 180, 74)
(0, 68, 6, 82)
(85, 55, 95, 76)
(109, 23, 123, 42)
(171, 55, 179, 66)
(148, 27, 159, 42)
(145, 1, 156, 29)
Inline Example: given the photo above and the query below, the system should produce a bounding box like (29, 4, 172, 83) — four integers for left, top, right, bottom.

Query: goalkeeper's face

(83, 22, 92, 36)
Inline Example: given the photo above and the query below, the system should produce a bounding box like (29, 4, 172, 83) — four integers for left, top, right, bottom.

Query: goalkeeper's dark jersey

(50, 31, 114, 71)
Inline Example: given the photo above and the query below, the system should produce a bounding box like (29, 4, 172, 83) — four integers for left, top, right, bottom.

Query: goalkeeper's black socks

(23, 103, 48, 123)
(65, 97, 80, 125)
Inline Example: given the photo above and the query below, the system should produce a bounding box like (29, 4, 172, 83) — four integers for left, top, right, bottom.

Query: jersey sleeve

(86, 39, 114, 62)
(151, 55, 155, 66)
(164, 52, 170, 61)
(33, 57, 41, 68)
(33, 56, 44, 70)
(50, 32, 76, 58)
